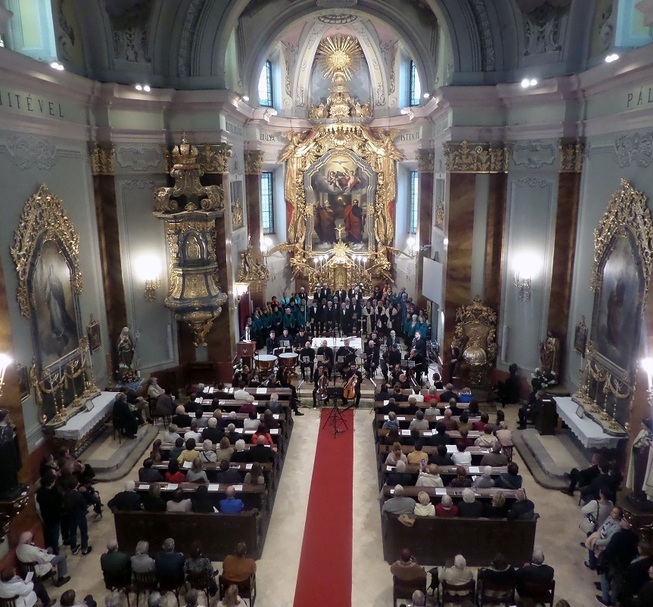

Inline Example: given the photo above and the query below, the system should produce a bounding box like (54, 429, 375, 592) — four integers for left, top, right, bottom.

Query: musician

(282, 307, 296, 335)
(381, 343, 402, 383)
(335, 339, 357, 379)
(343, 362, 363, 408)
(321, 300, 335, 334)
(312, 365, 329, 408)
(316, 340, 334, 377)
(279, 369, 304, 416)
(341, 301, 354, 335)
(407, 348, 426, 383)
(318, 284, 331, 302)
(294, 328, 309, 350)
(387, 329, 401, 350)
(396, 372, 411, 389)
(308, 300, 319, 333)
(266, 330, 278, 355)
(334, 287, 347, 303)
(413, 331, 427, 359)
(277, 329, 292, 352)
(364, 339, 380, 379)
(299, 341, 316, 381)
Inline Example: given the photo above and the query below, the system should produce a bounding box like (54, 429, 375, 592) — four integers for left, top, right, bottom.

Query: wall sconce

(512, 251, 541, 302)
(136, 254, 162, 302)
(0, 353, 12, 398)
(234, 282, 249, 303)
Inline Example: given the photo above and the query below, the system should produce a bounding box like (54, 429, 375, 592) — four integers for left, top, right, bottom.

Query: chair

(158, 574, 185, 607)
(186, 570, 214, 605)
(439, 579, 475, 606)
(103, 571, 131, 607)
(392, 575, 427, 607)
(501, 444, 514, 462)
(132, 571, 158, 607)
(16, 561, 53, 583)
(0, 595, 19, 607)
(476, 577, 515, 606)
(219, 574, 256, 607)
(518, 579, 555, 607)
(111, 415, 124, 443)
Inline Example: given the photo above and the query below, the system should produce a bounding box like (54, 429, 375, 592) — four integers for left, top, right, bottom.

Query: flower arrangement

(531, 367, 557, 390)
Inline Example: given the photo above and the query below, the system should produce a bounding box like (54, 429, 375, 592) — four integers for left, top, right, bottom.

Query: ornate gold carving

(317, 36, 363, 82)
(590, 179, 653, 294)
(444, 140, 510, 173)
(10, 185, 83, 317)
(198, 143, 232, 174)
(154, 134, 225, 214)
(559, 139, 585, 173)
(244, 151, 265, 174)
(89, 143, 115, 175)
(417, 149, 435, 173)
(435, 198, 445, 229)
(232, 198, 244, 229)
(237, 246, 269, 291)
(0, 491, 30, 544)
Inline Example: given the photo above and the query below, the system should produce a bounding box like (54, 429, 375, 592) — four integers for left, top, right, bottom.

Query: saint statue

(0, 409, 22, 498)
(117, 326, 135, 370)
(539, 331, 560, 377)
(626, 418, 653, 506)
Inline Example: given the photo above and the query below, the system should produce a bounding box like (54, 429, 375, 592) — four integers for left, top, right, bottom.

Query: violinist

(343, 362, 363, 408)
(316, 340, 334, 377)
(312, 365, 329, 409)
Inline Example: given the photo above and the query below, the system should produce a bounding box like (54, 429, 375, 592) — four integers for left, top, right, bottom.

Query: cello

(343, 371, 358, 400)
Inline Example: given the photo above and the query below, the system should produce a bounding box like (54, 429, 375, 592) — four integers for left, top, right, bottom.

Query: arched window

(258, 60, 274, 107)
(408, 170, 419, 234)
(261, 172, 275, 234)
(7, 0, 57, 61)
(409, 61, 422, 107)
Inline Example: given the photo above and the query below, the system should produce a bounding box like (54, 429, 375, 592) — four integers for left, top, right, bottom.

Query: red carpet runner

(293, 408, 354, 607)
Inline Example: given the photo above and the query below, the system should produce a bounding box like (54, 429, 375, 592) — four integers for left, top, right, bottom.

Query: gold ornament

(244, 151, 265, 174)
(559, 139, 585, 173)
(444, 140, 510, 173)
(317, 36, 363, 82)
(89, 143, 115, 175)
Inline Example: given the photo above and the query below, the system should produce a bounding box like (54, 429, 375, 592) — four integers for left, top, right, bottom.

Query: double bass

(343, 372, 358, 400)
(317, 373, 329, 403)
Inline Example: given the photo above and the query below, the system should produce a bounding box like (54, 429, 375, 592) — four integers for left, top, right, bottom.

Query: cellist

(342, 362, 363, 408)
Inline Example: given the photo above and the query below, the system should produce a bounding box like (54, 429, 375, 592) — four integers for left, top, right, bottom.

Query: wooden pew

(381, 513, 537, 566)
(381, 485, 518, 503)
(114, 510, 262, 560)
(380, 464, 508, 477)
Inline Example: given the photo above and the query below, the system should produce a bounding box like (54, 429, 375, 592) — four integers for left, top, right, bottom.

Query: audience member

(216, 437, 235, 461)
(222, 543, 256, 583)
(249, 436, 275, 463)
(515, 547, 554, 598)
(191, 485, 215, 514)
(472, 466, 495, 489)
(597, 515, 638, 606)
(416, 463, 444, 488)
(414, 491, 435, 517)
(186, 459, 208, 484)
(458, 488, 484, 518)
(409, 410, 429, 433)
(216, 459, 241, 484)
(142, 483, 166, 512)
(131, 541, 155, 573)
(484, 492, 507, 518)
(219, 486, 245, 513)
(36, 472, 62, 555)
(108, 481, 142, 512)
(390, 548, 427, 582)
(0, 567, 40, 607)
(430, 444, 453, 466)
(138, 459, 163, 483)
(407, 441, 427, 465)
(385, 442, 408, 466)
(382, 485, 416, 515)
(387, 460, 414, 487)
(449, 466, 472, 488)
(172, 405, 192, 429)
(100, 539, 131, 588)
(439, 554, 474, 588)
(507, 489, 535, 521)
(217, 584, 246, 607)
(154, 538, 185, 587)
(16, 531, 70, 587)
(451, 442, 472, 467)
(480, 443, 509, 467)
(166, 488, 192, 513)
(178, 439, 200, 465)
(231, 440, 252, 463)
(495, 462, 522, 489)
(184, 542, 217, 596)
(435, 494, 458, 518)
(475, 426, 498, 449)
(200, 440, 218, 463)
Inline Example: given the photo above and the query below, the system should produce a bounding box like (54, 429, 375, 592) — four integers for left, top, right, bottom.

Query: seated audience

(220, 486, 245, 513)
(484, 492, 507, 518)
(439, 554, 474, 589)
(216, 459, 242, 484)
(251, 425, 273, 446)
(409, 410, 429, 433)
(215, 437, 235, 462)
(449, 466, 472, 488)
(416, 463, 444, 488)
(100, 539, 131, 588)
(390, 548, 427, 582)
(177, 439, 199, 465)
(458, 488, 484, 518)
(184, 542, 217, 596)
(474, 412, 490, 432)
(382, 485, 416, 515)
(440, 408, 458, 431)
(515, 547, 554, 598)
(451, 442, 472, 467)
(169, 438, 185, 462)
(194, 408, 208, 429)
(0, 566, 39, 607)
(424, 398, 441, 416)
(231, 440, 252, 463)
(561, 451, 603, 496)
(407, 441, 427, 465)
(108, 480, 143, 512)
(154, 538, 185, 586)
(164, 460, 186, 484)
(458, 428, 475, 448)
(478, 552, 516, 592)
(495, 462, 523, 489)
(238, 395, 257, 415)
(186, 459, 208, 484)
(472, 466, 495, 489)
(262, 410, 279, 430)
(430, 444, 453, 466)
(200, 440, 218, 463)
(163, 425, 179, 444)
(435, 494, 458, 518)
(383, 411, 399, 432)
(414, 491, 435, 517)
(191, 485, 215, 514)
(429, 422, 451, 447)
(480, 443, 509, 467)
(142, 483, 166, 512)
(385, 442, 408, 466)
(131, 540, 155, 573)
(507, 489, 535, 521)
(386, 460, 415, 487)
(139, 459, 163, 483)
(439, 384, 459, 404)
(184, 421, 202, 443)
(217, 584, 247, 607)
(457, 411, 473, 433)
(495, 421, 513, 447)
(60, 590, 96, 607)
(249, 436, 275, 463)
(475, 426, 498, 449)
(267, 393, 283, 414)
(243, 410, 260, 432)
(172, 406, 192, 429)
(243, 462, 265, 486)
(166, 488, 192, 512)
(16, 531, 70, 587)
(202, 417, 223, 444)
(112, 393, 138, 439)
(222, 542, 256, 583)
(225, 423, 243, 445)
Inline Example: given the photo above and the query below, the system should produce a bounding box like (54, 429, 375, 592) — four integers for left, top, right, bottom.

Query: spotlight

(143, 84, 151, 92)
(521, 78, 530, 88)
(605, 53, 619, 63)
(423, 92, 430, 99)
(134, 84, 143, 91)
(242, 95, 250, 102)
(529, 78, 538, 87)
(50, 61, 64, 71)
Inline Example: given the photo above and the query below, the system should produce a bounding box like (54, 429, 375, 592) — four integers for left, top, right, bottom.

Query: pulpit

(237, 341, 257, 368)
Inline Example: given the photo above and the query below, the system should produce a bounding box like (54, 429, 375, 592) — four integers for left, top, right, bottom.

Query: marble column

(245, 150, 265, 309)
(89, 144, 128, 376)
(415, 150, 434, 312)
(198, 143, 237, 380)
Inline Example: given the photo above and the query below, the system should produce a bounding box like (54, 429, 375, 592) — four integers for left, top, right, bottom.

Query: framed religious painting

(16, 364, 29, 401)
(87, 318, 101, 353)
(573, 317, 587, 355)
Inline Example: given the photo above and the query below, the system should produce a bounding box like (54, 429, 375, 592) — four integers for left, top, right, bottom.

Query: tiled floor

(50, 404, 600, 607)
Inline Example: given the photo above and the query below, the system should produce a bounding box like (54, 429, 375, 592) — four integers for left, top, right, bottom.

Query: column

(415, 149, 434, 311)
(89, 144, 128, 376)
(244, 150, 265, 309)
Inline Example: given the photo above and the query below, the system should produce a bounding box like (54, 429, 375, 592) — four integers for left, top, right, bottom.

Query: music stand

(322, 402, 350, 437)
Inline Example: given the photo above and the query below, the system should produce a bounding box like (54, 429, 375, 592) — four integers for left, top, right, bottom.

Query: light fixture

(520, 78, 538, 89)
(134, 84, 151, 92)
(605, 53, 619, 63)
(641, 358, 653, 391)
(136, 254, 162, 302)
(406, 236, 420, 258)
(50, 61, 64, 71)
(242, 95, 250, 102)
(512, 251, 541, 302)
(423, 92, 431, 99)
(0, 353, 12, 397)
(135, 84, 143, 91)
(143, 84, 151, 92)
(443, 237, 449, 246)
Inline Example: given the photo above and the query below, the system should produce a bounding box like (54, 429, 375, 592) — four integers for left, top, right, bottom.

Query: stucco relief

(614, 131, 653, 168)
(523, 5, 563, 56)
(470, 0, 496, 71)
(5, 135, 57, 170)
(178, 0, 206, 77)
(116, 145, 164, 171)
(515, 176, 550, 188)
(513, 140, 556, 169)
(106, 0, 152, 63)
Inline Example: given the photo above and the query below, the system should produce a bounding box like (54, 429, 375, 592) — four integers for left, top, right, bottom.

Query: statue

(0, 409, 22, 499)
(539, 331, 560, 377)
(626, 418, 653, 507)
(117, 326, 135, 372)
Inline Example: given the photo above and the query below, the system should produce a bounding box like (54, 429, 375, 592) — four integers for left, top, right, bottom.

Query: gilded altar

(276, 36, 402, 291)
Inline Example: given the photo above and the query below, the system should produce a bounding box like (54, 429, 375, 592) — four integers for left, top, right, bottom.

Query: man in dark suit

(580, 462, 618, 503)
(107, 481, 142, 512)
(364, 339, 380, 379)
(439, 384, 459, 404)
(406, 348, 426, 383)
(100, 539, 131, 588)
(561, 451, 604, 496)
(171, 405, 192, 429)
(138, 459, 163, 483)
(342, 363, 363, 408)
(154, 538, 185, 587)
(265, 330, 278, 355)
(335, 339, 357, 378)
(112, 393, 138, 438)
(386, 460, 415, 486)
(316, 340, 334, 377)
(249, 435, 276, 463)
(299, 341, 315, 380)
(381, 398, 402, 415)
(515, 548, 554, 598)
(201, 417, 223, 444)
(413, 331, 427, 358)
(215, 459, 241, 484)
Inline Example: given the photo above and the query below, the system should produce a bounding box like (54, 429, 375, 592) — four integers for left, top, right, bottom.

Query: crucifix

(336, 224, 345, 241)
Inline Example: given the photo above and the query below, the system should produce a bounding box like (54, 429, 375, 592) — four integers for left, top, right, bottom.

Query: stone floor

(48, 402, 601, 607)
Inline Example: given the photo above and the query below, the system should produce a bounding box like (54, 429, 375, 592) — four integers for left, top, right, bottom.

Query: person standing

(36, 472, 62, 555)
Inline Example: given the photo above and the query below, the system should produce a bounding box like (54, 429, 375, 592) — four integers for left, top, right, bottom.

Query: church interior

(2, 0, 653, 606)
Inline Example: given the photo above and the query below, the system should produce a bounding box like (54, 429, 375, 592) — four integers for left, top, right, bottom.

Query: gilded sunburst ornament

(317, 36, 363, 81)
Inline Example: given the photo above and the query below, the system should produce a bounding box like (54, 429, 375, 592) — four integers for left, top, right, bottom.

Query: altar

(51, 391, 116, 455)
(556, 397, 624, 449)
(311, 336, 362, 351)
